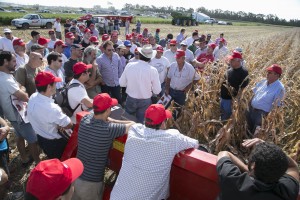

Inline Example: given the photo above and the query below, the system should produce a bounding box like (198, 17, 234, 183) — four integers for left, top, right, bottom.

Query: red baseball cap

(145, 104, 172, 125)
(65, 32, 75, 39)
(73, 62, 92, 75)
(78, 25, 84, 29)
(156, 45, 164, 53)
(175, 49, 185, 58)
(89, 36, 99, 43)
(156, 28, 160, 32)
(228, 51, 242, 60)
(12, 38, 25, 46)
(142, 38, 149, 43)
(131, 32, 137, 37)
(267, 64, 282, 75)
(38, 37, 50, 45)
(102, 34, 110, 41)
(93, 93, 118, 112)
(169, 39, 177, 45)
(84, 28, 91, 33)
(48, 30, 55, 34)
(208, 43, 216, 50)
(89, 23, 95, 28)
(126, 34, 132, 40)
(35, 71, 62, 87)
(54, 40, 67, 48)
(219, 38, 225, 43)
(137, 34, 143, 38)
(144, 28, 148, 31)
(26, 158, 83, 200)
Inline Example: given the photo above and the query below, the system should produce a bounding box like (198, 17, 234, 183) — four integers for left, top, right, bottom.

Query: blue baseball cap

(124, 40, 132, 47)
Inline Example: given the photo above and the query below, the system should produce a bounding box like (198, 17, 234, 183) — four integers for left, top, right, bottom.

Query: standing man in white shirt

(26, 31, 40, 55)
(110, 104, 199, 200)
(28, 71, 73, 159)
(45, 52, 65, 90)
(186, 31, 199, 47)
(0, 28, 15, 53)
(68, 62, 93, 123)
(53, 18, 62, 40)
(213, 38, 229, 61)
(13, 38, 29, 70)
(150, 45, 170, 96)
(119, 45, 161, 123)
(163, 39, 177, 64)
(47, 30, 58, 52)
(165, 50, 200, 118)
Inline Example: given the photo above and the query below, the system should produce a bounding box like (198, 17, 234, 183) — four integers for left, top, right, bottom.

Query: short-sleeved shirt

(251, 79, 285, 113)
(163, 49, 177, 64)
(0, 72, 19, 121)
(213, 46, 229, 61)
(26, 40, 36, 54)
(184, 49, 194, 63)
(47, 39, 59, 50)
(27, 92, 71, 139)
(15, 53, 29, 70)
(110, 124, 199, 200)
(63, 58, 78, 83)
(217, 157, 299, 200)
(15, 64, 42, 97)
(53, 21, 61, 32)
(195, 47, 208, 58)
(68, 79, 89, 123)
(150, 56, 170, 84)
(77, 114, 126, 182)
(167, 61, 200, 91)
(0, 37, 14, 53)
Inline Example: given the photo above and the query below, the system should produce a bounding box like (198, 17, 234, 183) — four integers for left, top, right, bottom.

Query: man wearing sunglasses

(0, 28, 15, 53)
(45, 52, 65, 90)
(163, 39, 178, 64)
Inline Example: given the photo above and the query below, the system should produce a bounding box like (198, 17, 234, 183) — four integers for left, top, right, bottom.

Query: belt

(251, 106, 268, 114)
(170, 88, 184, 92)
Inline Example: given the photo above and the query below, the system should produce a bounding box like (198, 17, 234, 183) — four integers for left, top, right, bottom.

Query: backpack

(54, 83, 81, 117)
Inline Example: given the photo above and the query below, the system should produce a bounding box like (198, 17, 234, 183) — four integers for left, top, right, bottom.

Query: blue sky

(1, 0, 299, 20)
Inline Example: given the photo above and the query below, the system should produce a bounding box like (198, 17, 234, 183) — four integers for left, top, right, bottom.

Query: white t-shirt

(186, 36, 194, 47)
(47, 39, 58, 50)
(67, 79, 89, 123)
(163, 50, 177, 65)
(184, 49, 194, 63)
(195, 47, 207, 58)
(0, 72, 20, 121)
(15, 53, 29, 70)
(150, 56, 170, 84)
(0, 37, 15, 53)
(53, 21, 62, 32)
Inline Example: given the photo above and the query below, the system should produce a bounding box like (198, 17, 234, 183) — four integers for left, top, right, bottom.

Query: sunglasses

(170, 44, 176, 47)
(93, 42, 99, 45)
(4, 33, 11, 35)
(58, 59, 63, 62)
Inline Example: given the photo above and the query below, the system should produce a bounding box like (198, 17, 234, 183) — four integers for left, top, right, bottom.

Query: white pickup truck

(11, 14, 56, 29)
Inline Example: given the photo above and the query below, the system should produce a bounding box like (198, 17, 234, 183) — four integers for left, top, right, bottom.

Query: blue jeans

(125, 96, 151, 123)
(246, 106, 268, 135)
(220, 98, 232, 120)
(159, 82, 166, 97)
(170, 88, 186, 119)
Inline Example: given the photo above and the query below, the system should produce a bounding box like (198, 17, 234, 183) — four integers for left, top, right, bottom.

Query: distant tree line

(123, 4, 300, 27)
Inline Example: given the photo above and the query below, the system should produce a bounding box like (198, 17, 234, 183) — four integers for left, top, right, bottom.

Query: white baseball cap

(4, 28, 12, 33)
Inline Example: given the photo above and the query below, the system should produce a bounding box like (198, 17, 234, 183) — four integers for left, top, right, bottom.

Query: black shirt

(63, 58, 78, 83)
(80, 40, 90, 48)
(124, 52, 134, 61)
(217, 157, 299, 200)
(221, 66, 249, 99)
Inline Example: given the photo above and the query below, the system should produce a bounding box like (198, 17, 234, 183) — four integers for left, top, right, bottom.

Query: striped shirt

(77, 114, 126, 182)
(96, 53, 123, 87)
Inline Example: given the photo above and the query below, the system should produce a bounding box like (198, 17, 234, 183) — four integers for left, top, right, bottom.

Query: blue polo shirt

(63, 44, 71, 59)
(251, 79, 285, 112)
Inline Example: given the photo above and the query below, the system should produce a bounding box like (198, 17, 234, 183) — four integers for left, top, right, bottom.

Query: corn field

(170, 28, 300, 164)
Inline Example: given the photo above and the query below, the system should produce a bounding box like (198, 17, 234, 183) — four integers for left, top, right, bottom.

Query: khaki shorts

(72, 178, 104, 200)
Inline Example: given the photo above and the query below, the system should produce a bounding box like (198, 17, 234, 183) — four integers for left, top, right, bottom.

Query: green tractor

(171, 12, 198, 26)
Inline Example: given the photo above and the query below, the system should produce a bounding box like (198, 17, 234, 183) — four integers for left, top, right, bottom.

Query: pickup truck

(11, 14, 56, 29)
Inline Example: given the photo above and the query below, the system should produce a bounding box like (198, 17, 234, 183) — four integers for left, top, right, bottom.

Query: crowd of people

(0, 19, 298, 200)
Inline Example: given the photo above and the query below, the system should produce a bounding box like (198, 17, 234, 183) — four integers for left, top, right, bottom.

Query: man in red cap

(64, 32, 75, 59)
(89, 23, 99, 39)
(73, 93, 135, 200)
(150, 45, 170, 95)
(53, 40, 68, 67)
(247, 64, 285, 135)
(213, 38, 229, 61)
(28, 71, 73, 159)
(101, 34, 110, 43)
(215, 33, 227, 46)
(142, 27, 149, 38)
(47, 29, 58, 52)
(155, 28, 160, 43)
(195, 43, 216, 70)
(220, 51, 249, 120)
(25, 158, 83, 200)
(111, 30, 123, 45)
(13, 38, 29, 70)
(165, 49, 200, 119)
(53, 17, 62, 39)
(38, 37, 50, 57)
(163, 39, 178, 64)
(80, 28, 92, 48)
(67, 62, 93, 123)
(110, 104, 199, 200)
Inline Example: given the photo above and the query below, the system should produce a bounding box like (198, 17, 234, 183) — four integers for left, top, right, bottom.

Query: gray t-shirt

(0, 72, 20, 121)
(77, 114, 126, 182)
